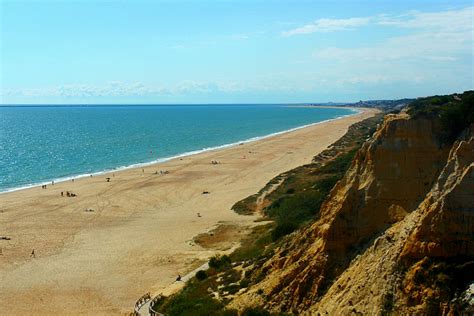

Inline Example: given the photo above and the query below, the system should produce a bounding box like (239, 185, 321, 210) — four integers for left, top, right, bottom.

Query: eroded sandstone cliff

(229, 110, 473, 314)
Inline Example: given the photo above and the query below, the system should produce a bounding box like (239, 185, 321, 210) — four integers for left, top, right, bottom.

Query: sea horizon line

(0, 102, 351, 107)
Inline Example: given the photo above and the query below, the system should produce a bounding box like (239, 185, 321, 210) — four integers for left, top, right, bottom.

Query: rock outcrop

(401, 136, 474, 260)
(229, 113, 473, 314)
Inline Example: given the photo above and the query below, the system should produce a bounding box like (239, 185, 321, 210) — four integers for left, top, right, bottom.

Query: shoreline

(0, 107, 360, 195)
(0, 107, 378, 314)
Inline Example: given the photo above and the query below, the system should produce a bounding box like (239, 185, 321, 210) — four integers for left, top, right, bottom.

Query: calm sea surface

(0, 105, 356, 192)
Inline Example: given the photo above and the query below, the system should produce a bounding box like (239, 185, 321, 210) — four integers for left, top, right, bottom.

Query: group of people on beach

(61, 191, 76, 197)
(154, 170, 169, 175)
(41, 181, 55, 189)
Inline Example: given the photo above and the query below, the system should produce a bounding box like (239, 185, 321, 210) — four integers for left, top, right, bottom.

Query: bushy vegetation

(152, 231, 276, 315)
(232, 174, 286, 215)
(209, 255, 232, 270)
(230, 224, 274, 263)
(195, 270, 208, 280)
(242, 307, 271, 316)
(155, 275, 236, 316)
(407, 91, 473, 143)
(267, 149, 358, 240)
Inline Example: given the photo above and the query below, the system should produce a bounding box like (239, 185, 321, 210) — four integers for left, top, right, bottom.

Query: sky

(0, 0, 473, 104)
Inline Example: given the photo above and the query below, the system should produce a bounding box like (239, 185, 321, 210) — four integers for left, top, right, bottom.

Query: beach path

(0, 108, 377, 315)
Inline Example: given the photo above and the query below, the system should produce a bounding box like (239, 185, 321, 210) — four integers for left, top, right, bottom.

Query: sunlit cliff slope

(229, 92, 474, 315)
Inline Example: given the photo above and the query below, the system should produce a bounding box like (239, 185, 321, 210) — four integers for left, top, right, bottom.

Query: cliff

(229, 98, 473, 314)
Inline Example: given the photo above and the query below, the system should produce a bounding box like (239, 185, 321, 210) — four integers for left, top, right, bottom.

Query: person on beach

(176, 274, 182, 282)
(61, 191, 63, 197)
(52, 181, 54, 186)
(30, 249, 35, 258)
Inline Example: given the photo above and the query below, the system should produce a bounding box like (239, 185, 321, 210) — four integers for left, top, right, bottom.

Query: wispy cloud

(1, 81, 251, 99)
(282, 17, 370, 36)
(1, 82, 160, 98)
(283, 6, 473, 36)
(313, 7, 473, 63)
(0, 78, 337, 100)
(377, 7, 473, 32)
(313, 31, 467, 63)
(300, 6, 473, 94)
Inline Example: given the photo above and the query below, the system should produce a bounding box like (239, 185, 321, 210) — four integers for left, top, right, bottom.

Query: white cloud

(1, 77, 342, 100)
(1, 81, 254, 99)
(305, 6, 473, 89)
(282, 17, 370, 36)
(377, 7, 473, 32)
(313, 30, 469, 62)
(283, 6, 473, 36)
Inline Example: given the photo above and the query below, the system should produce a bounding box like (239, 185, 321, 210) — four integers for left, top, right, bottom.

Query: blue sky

(1, 0, 473, 104)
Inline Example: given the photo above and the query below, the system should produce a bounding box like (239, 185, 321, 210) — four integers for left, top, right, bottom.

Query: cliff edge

(229, 93, 473, 315)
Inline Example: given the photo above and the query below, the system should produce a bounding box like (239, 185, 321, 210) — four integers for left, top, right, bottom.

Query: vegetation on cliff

(408, 90, 473, 143)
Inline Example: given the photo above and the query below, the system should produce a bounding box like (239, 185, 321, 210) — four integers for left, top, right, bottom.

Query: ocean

(0, 105, 357, 192)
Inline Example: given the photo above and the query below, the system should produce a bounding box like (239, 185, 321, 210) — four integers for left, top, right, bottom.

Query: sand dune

(0, 108, 377, 315)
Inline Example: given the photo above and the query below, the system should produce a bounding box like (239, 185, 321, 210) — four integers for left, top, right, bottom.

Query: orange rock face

(402, 135, 474, 259)
(229, 115, 473, 314)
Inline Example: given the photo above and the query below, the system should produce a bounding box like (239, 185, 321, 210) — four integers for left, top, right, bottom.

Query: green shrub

(382, 292, 394, 313)
(230, 224, 273, 262)
(195, 270, 208, 281)
(266, 149, 361, 241)
(222, 284, 240, 294)
(439, 99, 474, 142)
(316, 175, 340, 193)
(242, 307, 271, 316)
(319, 149, 357, 174)
(240, 278, 251, 288)
(209, 255, 231, 270)
(159, 277, 238, 316)
(271, 221, 298, 241)
(407, 91, 474, 143)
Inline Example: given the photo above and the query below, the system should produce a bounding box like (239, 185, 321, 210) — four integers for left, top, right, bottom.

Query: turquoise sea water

(0, 105, 356, 192)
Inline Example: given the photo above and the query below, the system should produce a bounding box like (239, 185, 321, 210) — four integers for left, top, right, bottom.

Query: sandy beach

(0, 108, 377, 315)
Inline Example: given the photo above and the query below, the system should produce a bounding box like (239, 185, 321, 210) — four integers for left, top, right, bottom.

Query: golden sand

(0, 108, 377, 314)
